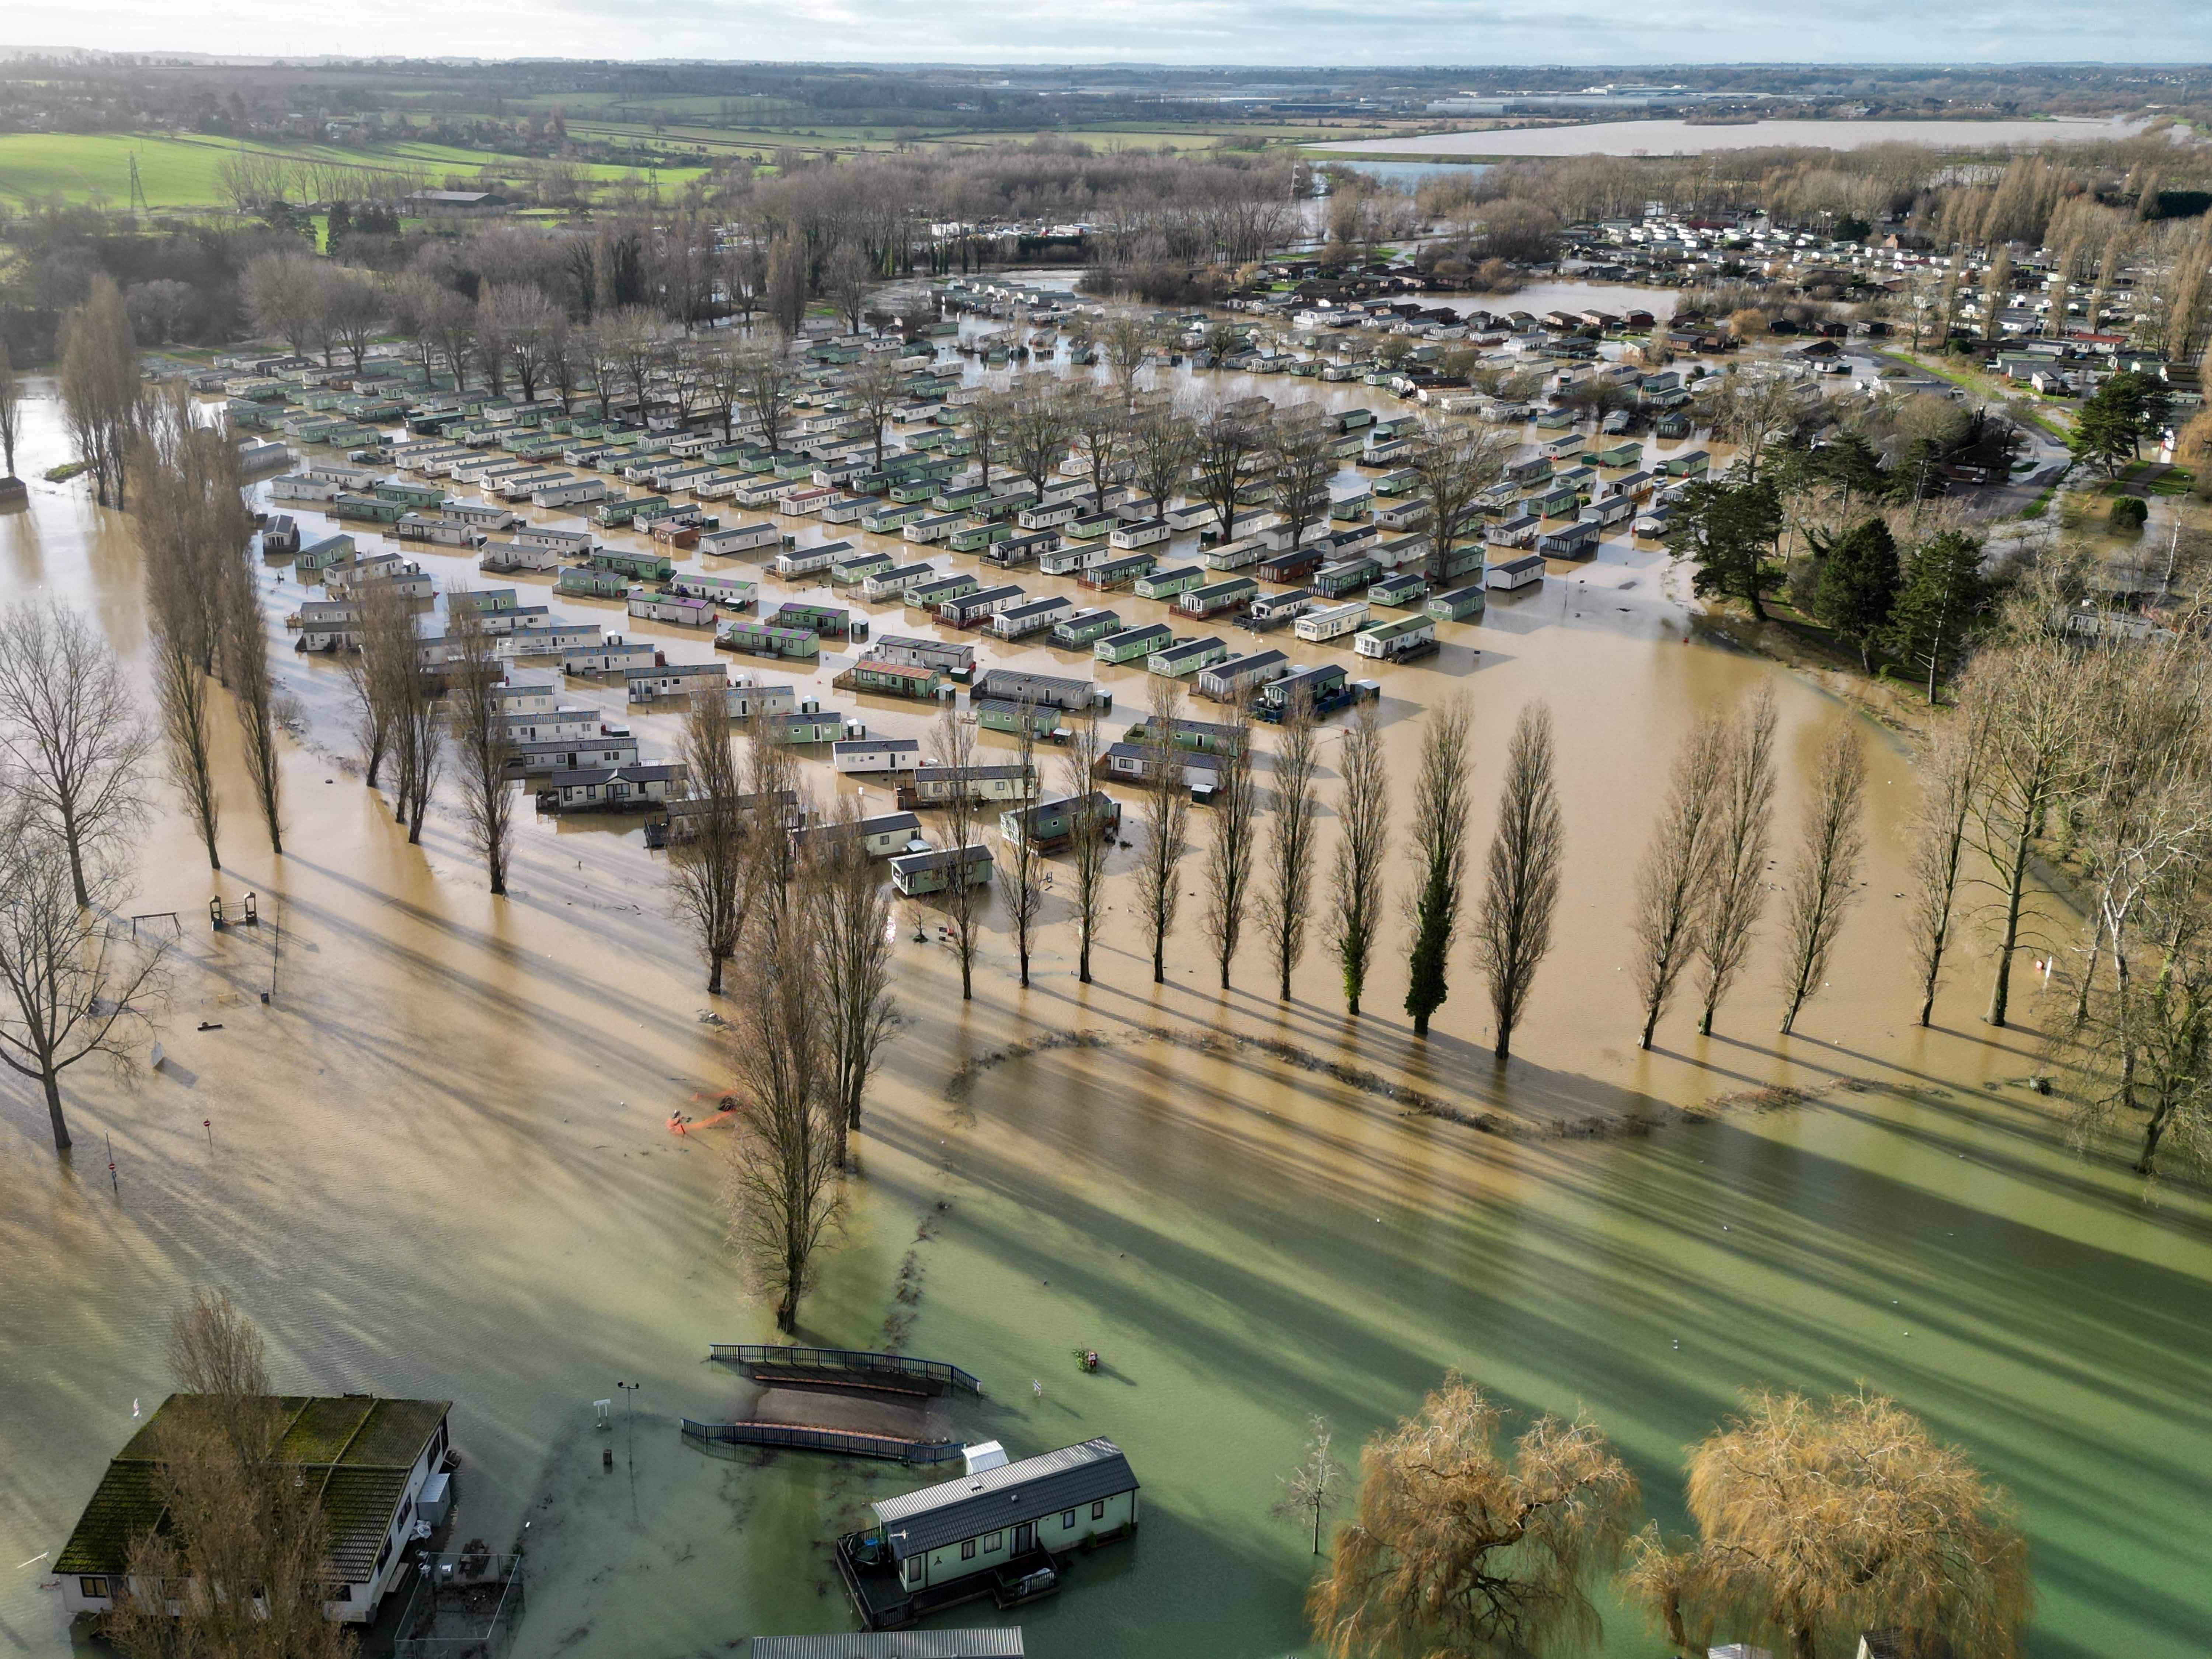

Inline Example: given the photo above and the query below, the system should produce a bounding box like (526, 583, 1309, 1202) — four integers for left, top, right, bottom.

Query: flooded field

(1312, 115, 2155, 159)
(1, 364, 2209, 1659)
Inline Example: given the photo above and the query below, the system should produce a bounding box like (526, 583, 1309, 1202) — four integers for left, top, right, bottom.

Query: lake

(1310, 115, 2154, 160)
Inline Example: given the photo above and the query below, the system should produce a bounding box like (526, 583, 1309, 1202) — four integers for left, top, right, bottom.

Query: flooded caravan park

(0, 357, 2209, 1659)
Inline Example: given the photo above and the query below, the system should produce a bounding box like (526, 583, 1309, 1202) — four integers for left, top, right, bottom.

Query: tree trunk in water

(1152, 943, 1164, 984)
(44, 1072, 69, 1151)
(1639, 1005, 1659, 1050)
(1986, 819, 2035, 1026)
(775, 1295, 796, 1334)
(1493, 1027, 1512, 1061)
(706, 952, 724, 997)
(2137, 1096, 2172, 1174)
(1078, 934, 1091, 984)
(1412, 1011, 1429, 1036)
(1018, 949, 1029, 989)
(960, 956, 972, 1001)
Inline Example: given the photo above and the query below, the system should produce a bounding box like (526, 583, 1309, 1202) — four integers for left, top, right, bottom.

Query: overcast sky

(5, 0, 2208, 66)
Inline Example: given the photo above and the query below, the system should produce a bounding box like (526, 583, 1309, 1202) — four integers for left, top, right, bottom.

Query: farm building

(56, 1395, 454, 1628)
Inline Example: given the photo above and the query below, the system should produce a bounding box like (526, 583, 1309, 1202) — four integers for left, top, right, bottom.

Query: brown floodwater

(0, 374, 2206, 1659)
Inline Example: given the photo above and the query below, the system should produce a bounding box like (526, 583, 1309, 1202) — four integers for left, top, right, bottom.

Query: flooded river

(0, 367, 2207, 1659)
(1312, 116, 2157, 160)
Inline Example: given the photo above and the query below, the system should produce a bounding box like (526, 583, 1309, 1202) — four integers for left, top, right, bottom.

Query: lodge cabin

(889, 843, 994, 897)
(835, 1439, 1139, 1630)
(58, 1395, 454, 1628)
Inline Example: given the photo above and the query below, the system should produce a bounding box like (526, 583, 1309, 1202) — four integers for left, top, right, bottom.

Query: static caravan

(1259, 661, 1351, 718)
(940, 584, 1026, 628)
(1369, 569, 1428, 608)
(1018, 496, 1090, 532)
(538, 764, 685, 813)
(625, 661, 728, 704)
(873, 635, 977, 679)
(1540, 432, 1589, 462)
(1371, 467, 1421, 497)
(718, 619, 821, 661)
(629, 590, 718, 628)
(773, 602, 853, 639)
(1133, 565, 1205, 603)
(1257, 546, 1324, 587)
(1427, 584, 1488, 622)
(444, 498, 518, 530)
(725, 677, 798, 720)
(1203, 536, 1266, 573)
(776, 540, 849, 580)
(1313, 558, 1379, 600)
(1163, 502, 1218, 534)
(1037, 542, 1089, 577)
(1197, 649, 1290, 701)
(797, 810, 924, 861)
(562, 636, 658, 677)
(1659, 449, 1710, 479)
(910, 572, 981, 612)
(1373, 498, 1432, 534)
(1487, 514, 1541, 549)
(1294, 601, 1370, 643)
(864, 563, 940, 603)
(1110, 517, 1172, 552)
(1147, 635, 1228, 679)
(999, 793, 1123, 854)
(1180, 576, 1258, 620)
(1330, 489, 1375, 521)
(1246, 587, 1312, 630)
(832, 548, 897, 586)
(905, 513, 966, 545)
(501, 706, 612, 744)
(509, 621, 604, 656)
(1082, 552, 1155, 591)
(992, 595, 1074, 641)
(985, 530, 1057, 569)
(949, 519, 1017, 554)
(1488, 554, 1545, 592)
(665, 573, 756, 609)
(1095, 621, 1174, 665)
(397, 513, 482, 548)
(972, 668, 1107, 714)
(1052, 608, 1121, 650)
(974, 697, 1065, 738)
(480, 540, 565, 574)
(776, 706, 849, 745)
(1354, 613, 1439, 663)
(889, 844, 994, 898)
(863, 501, 927, 535)
(557, 565, 630, 600)
(508, 733, 640, 775)
(836, 658, 949, 700)
(701, 522, 784, 557)
(1582, 494, 1637, 529)
(589, 548, 677, 584)
(533, 476, 608, 508)
(1537, 521, 1601, 559)
(818, 494, 873, 524)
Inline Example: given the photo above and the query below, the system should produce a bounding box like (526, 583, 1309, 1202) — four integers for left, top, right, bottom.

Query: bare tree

(1695, 689, 1780, 1036)
(0, 335, 22, 480)
(735, 333, 800, 454)
(966, 381, 1011, 491)
(806, 797, 899, 1162)
(1326, 701, 1390, 1016)
(481, 284, 562, 403)
(1776, 724, 1868, 1036)
(0, 604, 153, 907)
(59, 275, 139, 508)
(1200, 705, 1260, 990)
(323, 268, 383, 372)
(1133, 678, 1193, 985)
(929, 705, 987, 1000)
(1193, 399, 1268, 546)
(825, 241, 873, 335)
(1309, 1375, 1637, 1659)
(667, 690, 750, 994)
(1098, 309, 1155, 408)
(1129, 400, 1200, 532)
(1474, 701, 1564, 1061)
(0, 801, 164, 1152)
(444, 598, 515, 894)
(720, 903, 844, 1335)
(1003, 377, 1074, 503)
(347, 576, 413, 808)
(216, 547, 284, 855)
(1402, 695, 1474, 1038)
(846, 350, 907, 473)
(1406, 417, 1511, 584)
(1907, 706, 1992, 1027)
(1627, 1390, 2030, 1659)
(389, 602, 442, 846)
(1061, 711, 1112, 984)
(240, 248, 321, 359)
(1271, 1415, 1346, 1558)
(996, 699, 1046, 988)
(1258, 688, 1322, 1001)
(103, 1293, 352, 1659)
(1268, 408, 1339, 553)
(1631, 713, 1728, 1050)
(1066, 387, 1129, 511)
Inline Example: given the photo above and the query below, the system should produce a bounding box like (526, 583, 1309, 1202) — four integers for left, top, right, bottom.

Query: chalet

(889, 843, 994, 898)
(538, 764, 686, 812)
(1197, 650, 1290, 702)
(56, 1395, 453, 1628)
(625, 661, 728, 705)
(972, 669, 1108, 714)
(1000, 792, 1123, 853)
(834, 737, 924, 776)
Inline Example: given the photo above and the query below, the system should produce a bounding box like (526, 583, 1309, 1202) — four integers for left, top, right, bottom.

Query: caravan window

(904, 1558, 923, 1586)
(1092, 1500, 1106, 1520)
(961, 1540, 976, 1561)
(984, 1532, 1003, 1552)
(1062, 1510, 1077, 1530)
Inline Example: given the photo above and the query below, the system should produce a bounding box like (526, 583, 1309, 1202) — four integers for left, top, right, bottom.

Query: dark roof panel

(870, 1439, 1137, 1560)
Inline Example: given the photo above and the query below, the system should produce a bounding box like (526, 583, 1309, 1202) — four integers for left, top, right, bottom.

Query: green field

(0, 129, 706, 211)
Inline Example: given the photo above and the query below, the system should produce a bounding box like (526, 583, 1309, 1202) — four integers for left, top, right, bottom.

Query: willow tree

(1310, 1375, 1637, 1659)
(1627, 1391, 2030, 1659)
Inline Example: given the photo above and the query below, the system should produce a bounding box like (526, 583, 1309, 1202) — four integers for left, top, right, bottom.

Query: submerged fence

(680, 1418, 966, 1466)
(708, 1342, 983, 1397)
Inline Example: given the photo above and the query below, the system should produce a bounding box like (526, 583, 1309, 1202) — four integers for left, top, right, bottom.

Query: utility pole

(616, 1380, 641, 1522)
